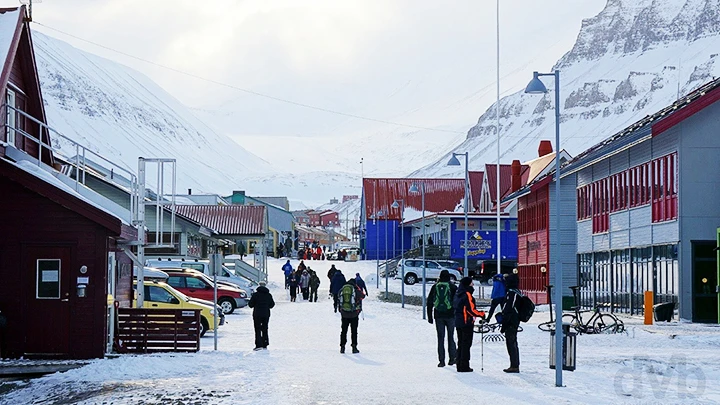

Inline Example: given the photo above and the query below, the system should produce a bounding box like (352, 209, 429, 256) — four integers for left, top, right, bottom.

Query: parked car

(436, 260, 463, 274)
(146, 258, 257, 294)
(473, 259, 517, 284)
(161, 268, 248, 314)
(395, 259, 462, 285)
(133, 280, 222, 337)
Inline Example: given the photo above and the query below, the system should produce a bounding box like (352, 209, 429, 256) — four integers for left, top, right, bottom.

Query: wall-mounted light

(540, 266, 547, 273)
(80, 265, 88, 274)
(513, 268, 519, 274)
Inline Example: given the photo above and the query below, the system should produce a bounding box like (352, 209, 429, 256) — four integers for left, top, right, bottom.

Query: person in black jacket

(248, 281, 275, 350)
(453, 277, 485, 372)
(427, 270, 458, 367)
(500, 273, 521, 373)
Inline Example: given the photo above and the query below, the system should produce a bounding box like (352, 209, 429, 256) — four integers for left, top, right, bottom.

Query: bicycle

(473, 319, 523, 334)
(538, 284, 556, 332)
(563, 286, 625, 334)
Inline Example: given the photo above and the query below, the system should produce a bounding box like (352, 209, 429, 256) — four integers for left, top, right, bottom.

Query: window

(37, 259, 61, 299)
(146, 286, 177, 303)
(166, 276, 185, 288)
(182, 263, 205, 271)
(185, 277, 207, 289)
(652, 153, 678, 222)
(426, 261, 439, 269)
(6, 88, 15, 146)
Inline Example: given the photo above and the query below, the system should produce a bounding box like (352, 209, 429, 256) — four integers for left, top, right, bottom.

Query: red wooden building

(319, 210, 339, 226)
(0, 7, 127, 359)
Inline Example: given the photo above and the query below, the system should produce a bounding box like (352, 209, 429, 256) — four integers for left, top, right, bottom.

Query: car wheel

(218, 298, 235, 314)
(200, 316, 209, 337)
(404, 273, 417, 285)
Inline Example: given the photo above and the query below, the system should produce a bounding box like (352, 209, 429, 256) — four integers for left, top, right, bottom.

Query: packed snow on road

(2, 258, 718, 405)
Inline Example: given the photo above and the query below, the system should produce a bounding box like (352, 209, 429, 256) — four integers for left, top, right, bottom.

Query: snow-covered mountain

(314, 197, 362, 237)
(414, 0, 720, 176)
(33, 32, 361, 204)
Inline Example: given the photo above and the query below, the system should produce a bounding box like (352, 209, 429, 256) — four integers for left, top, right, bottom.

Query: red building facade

(517, 180, 550, 304)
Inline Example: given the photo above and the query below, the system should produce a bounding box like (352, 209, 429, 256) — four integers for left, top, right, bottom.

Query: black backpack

(510, 289, 535, 322)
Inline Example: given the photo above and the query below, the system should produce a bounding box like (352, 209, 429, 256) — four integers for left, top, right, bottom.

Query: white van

(395, 259, 462, 285)
(146, 258, 256, 294)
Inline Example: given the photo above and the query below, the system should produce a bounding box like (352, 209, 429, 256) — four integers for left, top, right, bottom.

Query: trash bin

(550, 323, 576, 371)
(653, 302, 675, 322)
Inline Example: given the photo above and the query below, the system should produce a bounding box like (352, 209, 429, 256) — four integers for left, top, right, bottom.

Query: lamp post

(391, 199, 405, 307)
(375, 210, 384, 289)
(409, 183, 427, 319)
(525, 69, 563, 387)
(384, 213, 389, 299)
(448, 152, 470, 278)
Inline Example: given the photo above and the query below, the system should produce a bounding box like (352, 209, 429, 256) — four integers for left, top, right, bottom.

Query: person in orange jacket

(453, 277, 485, 372)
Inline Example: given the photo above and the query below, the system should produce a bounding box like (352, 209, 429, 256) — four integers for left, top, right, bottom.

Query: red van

(163, 268, 248, 314)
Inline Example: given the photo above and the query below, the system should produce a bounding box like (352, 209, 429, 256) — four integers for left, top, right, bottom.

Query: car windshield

(163, 284, 191, 302)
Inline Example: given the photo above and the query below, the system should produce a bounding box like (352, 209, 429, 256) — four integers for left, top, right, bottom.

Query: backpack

(339, 284, 357, 313)
(510, 289, 535, 322)
(433, 282, 452, 311)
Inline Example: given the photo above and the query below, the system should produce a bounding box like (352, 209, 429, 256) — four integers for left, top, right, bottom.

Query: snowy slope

(34, 32, 274, 194)
(414, 0, 720, 177)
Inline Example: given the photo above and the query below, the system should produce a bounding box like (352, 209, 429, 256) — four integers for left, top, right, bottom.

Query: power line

(33, 21, 465, 135)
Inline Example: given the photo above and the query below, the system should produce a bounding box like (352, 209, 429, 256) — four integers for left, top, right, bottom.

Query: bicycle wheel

(538, 321, 555, 332)
(517, 325, 523, 333)
(474, 322, 491, 334)
(593, 314, 620, 334)
(614, 317, 625, 333)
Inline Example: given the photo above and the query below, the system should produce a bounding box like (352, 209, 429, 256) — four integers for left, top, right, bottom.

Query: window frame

(36, 259, 61, 299)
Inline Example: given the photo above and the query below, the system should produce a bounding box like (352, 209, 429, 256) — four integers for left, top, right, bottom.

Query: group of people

(282, 260, 322, 302)
(298, 245, 326, 261)
(252, 260, 521, 371)
(427, 270, 521, 373)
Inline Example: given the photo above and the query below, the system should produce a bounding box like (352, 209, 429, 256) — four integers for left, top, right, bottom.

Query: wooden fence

(116, 308, 201, 353)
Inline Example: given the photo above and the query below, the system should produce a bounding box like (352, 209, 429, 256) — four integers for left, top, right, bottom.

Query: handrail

(3, 104, 139, 219)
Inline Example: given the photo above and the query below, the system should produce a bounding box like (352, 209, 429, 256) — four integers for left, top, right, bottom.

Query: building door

(23, 245, 72, 356)
(692, 241, 717, 323)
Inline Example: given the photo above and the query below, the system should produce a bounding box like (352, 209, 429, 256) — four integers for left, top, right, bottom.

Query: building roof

(363, 178, 465, 221)
(485, 164, 530, 204)
(469, 171, 484, 209)
(175, 205, 266, 236)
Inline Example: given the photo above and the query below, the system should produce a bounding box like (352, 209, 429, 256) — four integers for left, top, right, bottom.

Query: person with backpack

(282, 260, 293, 290)
(453, 277, 485, 373)
(309, 270, 321, 302)
(327, 264, 338, 281)
(499, 273, 525, 373)
(355, 273, 368, 296)
(288, 270, 299, 302)
(330, 270, 347, 312)
(487, 272, 506, 321)
(338, 278, 365, 354)
(248, 281, 275, 350)
(427, 270, 457, 367)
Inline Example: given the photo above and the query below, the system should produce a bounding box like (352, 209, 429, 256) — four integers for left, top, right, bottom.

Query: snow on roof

(12, 160, 126, 224)
(0, 9, 19, 71)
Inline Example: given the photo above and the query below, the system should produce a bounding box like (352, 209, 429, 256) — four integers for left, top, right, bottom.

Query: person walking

(327, 264, 338, 281)
(500, 273, 521, 373)
(427, 270, 457, 367)
(289, 270, 299, 302)
(487, 272, 507, 321)
(338, 278, 365, 354)
(355, 273, 368, 296)
(282, 260, 293, 290)
(300, 270, 311, 300)
(248, 281, 275, 350)
(454, 277, 485, 372)
(298, 260, 307, 272)
(309, 270, 321, 302)
(330, 269, 347, 313)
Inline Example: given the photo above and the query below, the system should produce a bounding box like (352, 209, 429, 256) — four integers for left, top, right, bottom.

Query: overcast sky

(13, 0, 606, 140)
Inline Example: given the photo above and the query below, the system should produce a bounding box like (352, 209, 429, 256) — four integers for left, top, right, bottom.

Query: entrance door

(692, 241, 717, 323)
(23, 245, 72, 356)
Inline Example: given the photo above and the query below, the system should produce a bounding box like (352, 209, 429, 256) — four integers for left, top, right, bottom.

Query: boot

(437, 361, 445, 367)
(352, 347, 360, 354)
(340, 346, 345, 354)
(503, 367, 520, 373)
(448, 358, 456, 366)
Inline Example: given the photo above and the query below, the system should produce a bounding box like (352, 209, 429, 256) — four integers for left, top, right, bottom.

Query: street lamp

(525, 69, 563, 387)
(375, 210, 384, 289)
(448, 152, 470, 278)
(409, 182, 427, 320)
(391, 199, 405, 307)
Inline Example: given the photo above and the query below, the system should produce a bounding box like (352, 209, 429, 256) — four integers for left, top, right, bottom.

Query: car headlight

(239, 292, 247, 298)
(209, 309, 216, 316)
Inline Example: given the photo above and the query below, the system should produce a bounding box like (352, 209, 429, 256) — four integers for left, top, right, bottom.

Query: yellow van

(133, 280, 219, 337)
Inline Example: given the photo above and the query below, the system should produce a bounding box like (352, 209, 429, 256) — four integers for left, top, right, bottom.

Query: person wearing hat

(248, 281, 275, 350)
(500, 273, 521, 373)
(453, 277, 485, 372)
(427, 269, 458, 367)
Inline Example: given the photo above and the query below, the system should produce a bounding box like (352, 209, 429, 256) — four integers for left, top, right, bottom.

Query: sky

(10, 0, 607, 176)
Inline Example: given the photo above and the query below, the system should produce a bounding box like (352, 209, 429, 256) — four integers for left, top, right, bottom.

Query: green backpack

(339, 284, 357, 313)
(433, 282, 452, 311)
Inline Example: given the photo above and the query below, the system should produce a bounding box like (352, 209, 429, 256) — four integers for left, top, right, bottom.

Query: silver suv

(396, 259, 462, 285)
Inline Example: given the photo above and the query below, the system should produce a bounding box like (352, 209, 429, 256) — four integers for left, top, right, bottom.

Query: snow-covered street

(2, 258, 719, 404)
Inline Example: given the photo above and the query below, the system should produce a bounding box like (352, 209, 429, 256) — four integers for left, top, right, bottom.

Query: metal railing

(4, 104, 139, 220)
